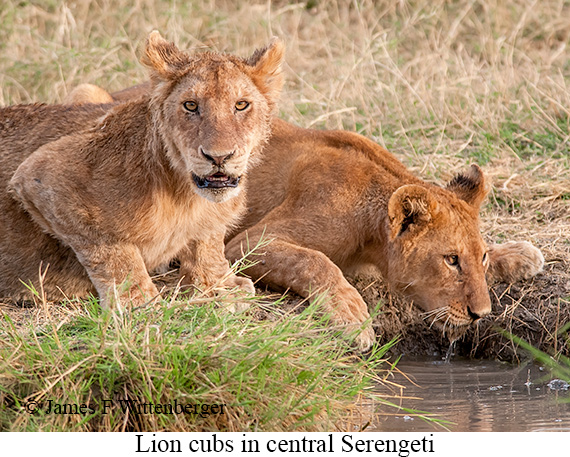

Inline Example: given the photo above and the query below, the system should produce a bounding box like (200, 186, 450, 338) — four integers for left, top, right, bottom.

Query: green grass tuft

(506, 330, 570, 385)
(0, 294, 396, 432)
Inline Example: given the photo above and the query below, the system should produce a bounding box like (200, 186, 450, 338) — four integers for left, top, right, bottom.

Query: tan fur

(486, 241, 545, 284)
(63, 83, 114, 105)
(223, 120, 544, 349)
(40, 69, 544, 351)
(0, 32, 285, 308)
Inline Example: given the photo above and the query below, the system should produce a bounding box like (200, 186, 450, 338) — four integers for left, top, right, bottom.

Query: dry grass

(0, 0, 569, 360)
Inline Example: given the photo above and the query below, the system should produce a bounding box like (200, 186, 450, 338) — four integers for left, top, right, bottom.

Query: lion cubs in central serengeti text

(0, 31, 284, 308)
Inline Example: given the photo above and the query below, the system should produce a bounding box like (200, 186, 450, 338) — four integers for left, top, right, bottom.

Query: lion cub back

(0, 103, 110, 183)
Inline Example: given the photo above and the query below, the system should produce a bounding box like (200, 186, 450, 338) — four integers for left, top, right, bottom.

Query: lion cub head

(386, 165, 491, 340)
(142, 31, 284, 203)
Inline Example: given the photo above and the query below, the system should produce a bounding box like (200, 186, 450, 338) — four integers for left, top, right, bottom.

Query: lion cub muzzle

(192, 146, 241, 189)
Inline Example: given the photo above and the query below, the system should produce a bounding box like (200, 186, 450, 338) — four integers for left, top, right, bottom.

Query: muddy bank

(353, 256, 570, 362)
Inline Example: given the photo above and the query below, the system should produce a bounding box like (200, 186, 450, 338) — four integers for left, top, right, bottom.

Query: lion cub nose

(201, 148, 234, 166)
(467, 304, 490, 321)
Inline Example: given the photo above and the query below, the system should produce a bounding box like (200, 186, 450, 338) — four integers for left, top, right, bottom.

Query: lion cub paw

(487, 241, 545, 284)
(329, 285, 375, 351)
(354, 324, 376, 352)
(223, 275, 256, 295)
(216, 275, 256, 313)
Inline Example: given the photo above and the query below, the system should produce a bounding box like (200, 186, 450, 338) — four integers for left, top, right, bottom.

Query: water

(444, 340, 456, 363)
(373, 357, 570, 432)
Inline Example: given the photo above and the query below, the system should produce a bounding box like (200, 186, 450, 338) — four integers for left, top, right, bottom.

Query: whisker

(442, 316, 451, 336)
(422, 306, 448, 328)
(394, 279, 416, 292)
(425, 307, 448, 329)
(420, 306, 447, 318)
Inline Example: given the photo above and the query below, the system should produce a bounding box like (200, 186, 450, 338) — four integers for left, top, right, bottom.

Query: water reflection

(373, 357, 570, 432)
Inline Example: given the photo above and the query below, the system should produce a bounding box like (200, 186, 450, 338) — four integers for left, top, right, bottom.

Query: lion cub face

(142, 32, 284, 203)
(387, 165, 491, 339)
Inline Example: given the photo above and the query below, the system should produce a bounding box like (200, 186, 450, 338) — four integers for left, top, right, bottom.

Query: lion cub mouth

(192, 172, 241, 189)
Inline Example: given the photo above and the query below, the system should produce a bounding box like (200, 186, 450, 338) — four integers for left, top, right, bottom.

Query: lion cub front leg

(178, 233, 255, 312)
(10, 161, 160, 308)
(226, 231, 375, 351)
(74, 242, 160, 307)
(486, 241, 544, 284)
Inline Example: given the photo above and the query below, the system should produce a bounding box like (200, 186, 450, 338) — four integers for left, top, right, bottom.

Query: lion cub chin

(0, 31, 285, 308)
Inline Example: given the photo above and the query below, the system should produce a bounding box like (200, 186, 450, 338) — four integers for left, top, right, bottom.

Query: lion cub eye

(444, 255, 459, 268)
(183, 100, 199, 113)
(235, 100, 250, 111)
(482, 252, 489, 266)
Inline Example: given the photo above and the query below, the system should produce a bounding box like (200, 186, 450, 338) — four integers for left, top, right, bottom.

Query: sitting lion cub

(0, 31, 284, 307)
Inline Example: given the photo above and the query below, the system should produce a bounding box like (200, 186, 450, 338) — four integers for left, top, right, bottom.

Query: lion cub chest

(138, 192, 235, 271)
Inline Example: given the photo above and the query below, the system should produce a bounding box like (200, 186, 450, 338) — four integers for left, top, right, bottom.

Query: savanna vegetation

(0, 0, 569, 431)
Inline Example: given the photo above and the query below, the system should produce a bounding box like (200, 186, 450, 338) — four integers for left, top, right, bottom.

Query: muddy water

(373, 357, 570, 432)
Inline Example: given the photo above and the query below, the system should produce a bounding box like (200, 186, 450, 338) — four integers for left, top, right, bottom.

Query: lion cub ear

(245, 37, 285, 111)
(388, 185, 439, 240)
(446, 164, 488, 209)
(140, 30, 190, 81)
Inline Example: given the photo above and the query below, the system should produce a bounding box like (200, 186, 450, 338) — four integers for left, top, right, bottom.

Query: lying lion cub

(55, 63, 544, 352)
(0, 32, 284, 308)
(225, 121, 544, 350)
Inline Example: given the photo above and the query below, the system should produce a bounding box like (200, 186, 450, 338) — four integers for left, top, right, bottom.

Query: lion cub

(0, 31, 284, 307)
